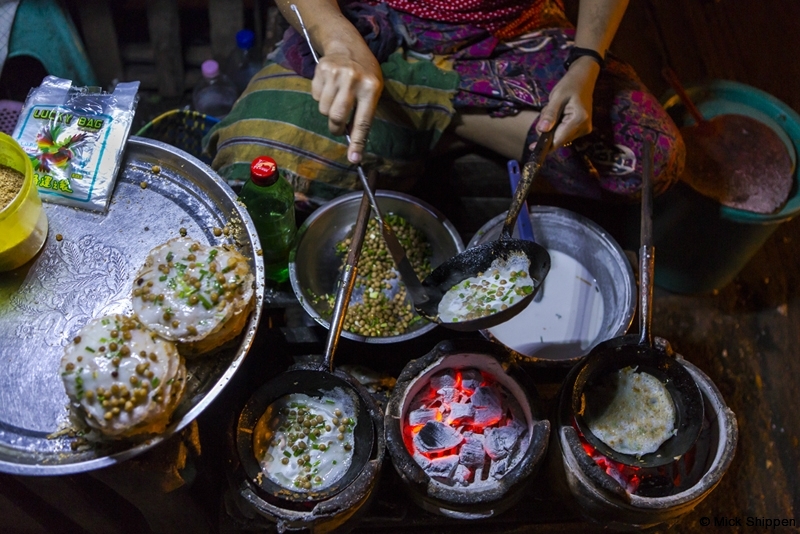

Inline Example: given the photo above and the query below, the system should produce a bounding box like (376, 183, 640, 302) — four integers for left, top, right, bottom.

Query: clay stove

(553, 346, 738, 530)
(385, 339, 550, 520)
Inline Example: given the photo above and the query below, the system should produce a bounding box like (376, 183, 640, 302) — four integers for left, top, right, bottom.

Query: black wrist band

(564, 46, 605, 71)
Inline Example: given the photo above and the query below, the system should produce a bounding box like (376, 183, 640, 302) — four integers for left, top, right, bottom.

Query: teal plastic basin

(655, 80, 800, 294)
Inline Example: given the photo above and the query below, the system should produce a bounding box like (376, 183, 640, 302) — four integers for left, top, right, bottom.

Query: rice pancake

(60, 314, 187, 438)
(583, 366, 676, 456)
(131, 237, 255, 356)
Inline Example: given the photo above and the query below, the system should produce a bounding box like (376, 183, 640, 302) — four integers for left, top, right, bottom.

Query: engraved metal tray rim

(0, 136, 265, 475)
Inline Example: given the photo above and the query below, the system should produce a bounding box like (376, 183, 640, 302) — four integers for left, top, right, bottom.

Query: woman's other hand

(536, 57, 600, 148)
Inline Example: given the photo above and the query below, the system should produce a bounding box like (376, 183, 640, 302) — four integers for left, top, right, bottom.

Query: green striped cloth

(202, 51, 460, 201)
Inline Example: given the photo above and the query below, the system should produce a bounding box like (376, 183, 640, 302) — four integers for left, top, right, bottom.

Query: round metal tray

(0, 136, 264, 475)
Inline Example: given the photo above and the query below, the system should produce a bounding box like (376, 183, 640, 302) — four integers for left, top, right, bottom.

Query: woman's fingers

(311, 55, 382, 163)
(346, 76, 381, 163)
(533, 72, 594, 150)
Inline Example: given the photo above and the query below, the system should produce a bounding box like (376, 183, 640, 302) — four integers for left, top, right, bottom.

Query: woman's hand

(535, 57, 600, 148)
(535, 0, 628, 149)
(278, 0, 383, 164)
(312, 44, 383, 164)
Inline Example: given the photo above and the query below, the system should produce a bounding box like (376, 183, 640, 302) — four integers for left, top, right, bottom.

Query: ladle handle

(662, 67, 706, 127)
(639, 140, 655, 348)
(501, 129, 555, 239)
(323, 170, 377, 369)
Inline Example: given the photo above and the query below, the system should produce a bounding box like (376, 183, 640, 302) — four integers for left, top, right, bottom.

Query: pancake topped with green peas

(60, 314, 186, 439)
(131, 237, 255, 356)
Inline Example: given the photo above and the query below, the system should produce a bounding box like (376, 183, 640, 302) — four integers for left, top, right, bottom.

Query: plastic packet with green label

(12, 76, 140, 212)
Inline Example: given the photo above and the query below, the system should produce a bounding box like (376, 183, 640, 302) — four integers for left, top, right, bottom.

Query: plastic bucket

(655, 80, 800, 294)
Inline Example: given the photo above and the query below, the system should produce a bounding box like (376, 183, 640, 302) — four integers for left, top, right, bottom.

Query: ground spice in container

(0, 164, 24, 211)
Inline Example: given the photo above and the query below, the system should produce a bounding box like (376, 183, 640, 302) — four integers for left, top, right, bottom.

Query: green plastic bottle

(239, 156, 297, 283)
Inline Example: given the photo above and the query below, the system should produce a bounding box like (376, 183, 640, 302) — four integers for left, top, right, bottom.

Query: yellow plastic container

(0, 132, 48, 271)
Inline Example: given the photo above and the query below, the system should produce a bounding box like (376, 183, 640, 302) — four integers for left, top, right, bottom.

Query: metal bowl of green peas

(289, 190, 465, 344)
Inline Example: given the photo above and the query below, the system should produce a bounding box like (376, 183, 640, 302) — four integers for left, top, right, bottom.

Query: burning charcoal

(413, 450, 431, 470)
(484, 426, 520, 460)
(473, 404, 503, 427)
(430, 369, 457, 390)
(446, 402, 475, 425)
(505, 418, 527, 438)
(413, 421, 464, 454)
(437, 386, 458, 404)
(489, 456, 510, 479)
(423, 454, 460, 480)
(458, 434, 486, 468)
(460, 368, 483, 391)
(408, 407, 439, 426)
(454, 464, 471, 486)
(471, 386, 502, 409)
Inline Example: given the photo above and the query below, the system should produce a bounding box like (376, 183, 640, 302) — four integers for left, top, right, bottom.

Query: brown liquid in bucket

(663, 68, 793, 214)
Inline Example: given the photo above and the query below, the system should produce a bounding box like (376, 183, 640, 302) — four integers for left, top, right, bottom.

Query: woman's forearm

(274, 0, 368, 59)
(574, 0, 629, 56)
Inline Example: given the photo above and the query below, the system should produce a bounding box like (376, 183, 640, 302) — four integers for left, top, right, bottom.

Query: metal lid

(250, 155, 278, 186)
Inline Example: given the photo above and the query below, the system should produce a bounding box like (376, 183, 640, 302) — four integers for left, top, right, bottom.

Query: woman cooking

(203, 0, 684, 204)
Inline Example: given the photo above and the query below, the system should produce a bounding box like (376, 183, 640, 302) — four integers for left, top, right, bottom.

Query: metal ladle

(236, 176, 381, 504)
(290, 4, 550, 331)
(567, 141, 704, 468)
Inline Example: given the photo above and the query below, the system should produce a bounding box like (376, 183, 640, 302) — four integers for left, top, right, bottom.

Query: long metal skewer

(289, 4, 431, 306)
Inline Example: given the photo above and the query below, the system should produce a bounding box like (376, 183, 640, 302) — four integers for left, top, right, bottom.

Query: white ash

(437, 386, 460, 404)
(471, 386, 502, 408)
(404, 367, 530, 488)
(473, 404, 504, 426)
(430, 369, 457, 390)
(424, 455, 460, 479)
(408, 407, 438, 426)
(446, 402, 475, 425)
(484, 426, 520, 460)
(413, 449, 432, 470)
(460, 369, 483, 391)
(458, 433, 486, 468)
(489, 456, 510, 479)
(454, 464, 471, 486)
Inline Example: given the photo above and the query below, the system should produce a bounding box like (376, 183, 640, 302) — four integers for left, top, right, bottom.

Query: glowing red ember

(403, 368, 527, 486)
(573, 419, 697, 496)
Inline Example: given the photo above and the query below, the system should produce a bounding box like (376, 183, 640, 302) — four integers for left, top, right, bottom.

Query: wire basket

(0, 100, 23, 136)
(135, 109, 220, 164)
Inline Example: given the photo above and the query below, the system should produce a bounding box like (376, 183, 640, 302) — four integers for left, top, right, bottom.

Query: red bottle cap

(250, 156, 279, 186)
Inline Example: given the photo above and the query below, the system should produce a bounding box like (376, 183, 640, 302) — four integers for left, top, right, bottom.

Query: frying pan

(236, 179, 380, 506)
(568, 141, 704, 468)
(290, 3, 550, 332)
(413, 130, 554, 331)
